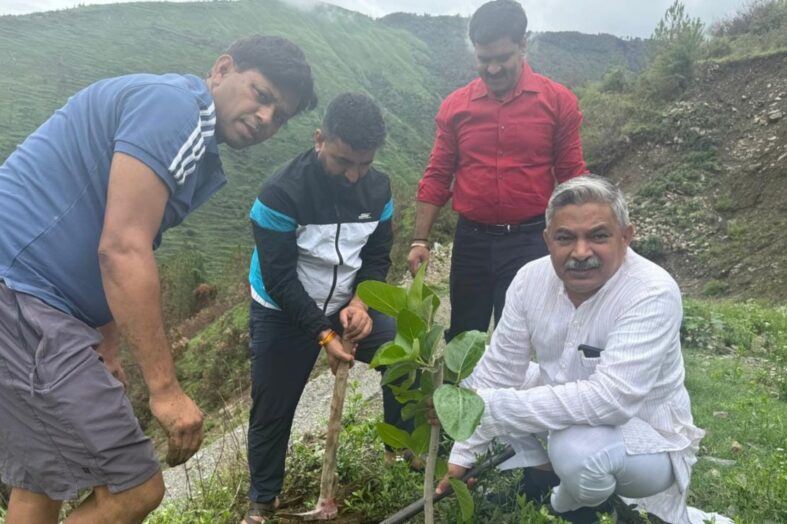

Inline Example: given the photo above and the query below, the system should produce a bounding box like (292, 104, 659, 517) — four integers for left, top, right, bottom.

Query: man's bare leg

(6, 488, 62, 524)
(64, 471, 164, 524)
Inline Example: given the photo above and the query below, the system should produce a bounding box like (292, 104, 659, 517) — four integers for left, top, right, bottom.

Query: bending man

(0, 36, 316, 524)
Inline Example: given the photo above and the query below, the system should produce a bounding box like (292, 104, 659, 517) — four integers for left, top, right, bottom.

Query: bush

(639, 1, 704, 101)
(702, 279, 729, 296)
(631, 235, 665, 261)
(711, 0, 787, 37)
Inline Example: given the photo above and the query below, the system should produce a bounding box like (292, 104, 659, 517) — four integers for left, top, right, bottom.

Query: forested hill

(0, 0, 643, 270)
(380, 12, 647, 92)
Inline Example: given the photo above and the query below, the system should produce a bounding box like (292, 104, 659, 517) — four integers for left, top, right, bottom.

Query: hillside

(0, 0, 440, 269)
(0, 0, 646, 274)
(380, 12, 647, 91)
(591, 51, 787, 301)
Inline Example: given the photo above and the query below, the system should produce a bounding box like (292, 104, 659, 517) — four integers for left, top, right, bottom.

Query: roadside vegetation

(1, 1, 785, 523)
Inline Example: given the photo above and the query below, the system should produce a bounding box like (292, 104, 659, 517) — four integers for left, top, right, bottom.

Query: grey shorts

(0, 281, 159, 500)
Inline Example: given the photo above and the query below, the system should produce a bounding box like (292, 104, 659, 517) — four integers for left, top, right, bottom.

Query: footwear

(242, 497, 279, 524)
(551, 498, 615, 524)
(520, 466, 560, 503)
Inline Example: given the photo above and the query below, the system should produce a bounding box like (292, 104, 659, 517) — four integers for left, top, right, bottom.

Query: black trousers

(246, 301, 408, 503)
(446, 216, 548, 341)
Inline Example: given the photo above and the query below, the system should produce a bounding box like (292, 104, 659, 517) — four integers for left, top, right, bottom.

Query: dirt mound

(606, 51, 787, 301)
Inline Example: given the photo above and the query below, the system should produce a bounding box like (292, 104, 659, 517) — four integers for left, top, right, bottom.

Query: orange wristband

(318, 329, 337, 348)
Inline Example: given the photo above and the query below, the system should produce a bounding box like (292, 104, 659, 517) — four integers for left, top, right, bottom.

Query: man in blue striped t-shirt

(0, 36, 316, 523)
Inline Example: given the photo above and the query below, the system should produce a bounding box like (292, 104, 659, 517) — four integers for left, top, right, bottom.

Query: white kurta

(449, 249, 707, 524)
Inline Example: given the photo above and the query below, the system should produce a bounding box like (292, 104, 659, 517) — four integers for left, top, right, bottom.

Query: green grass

(128, 298, 787, 523)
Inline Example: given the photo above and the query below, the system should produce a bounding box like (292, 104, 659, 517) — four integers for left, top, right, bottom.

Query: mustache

(565, 256, 601, 271)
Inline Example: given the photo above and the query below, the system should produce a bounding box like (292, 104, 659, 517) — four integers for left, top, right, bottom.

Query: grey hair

(545, 175, 630, 228)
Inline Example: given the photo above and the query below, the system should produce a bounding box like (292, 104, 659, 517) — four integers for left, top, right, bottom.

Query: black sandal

(242, 498, 279, 524)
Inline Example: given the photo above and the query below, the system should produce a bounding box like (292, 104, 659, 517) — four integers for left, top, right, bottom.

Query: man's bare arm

(99, 152, 203, 466)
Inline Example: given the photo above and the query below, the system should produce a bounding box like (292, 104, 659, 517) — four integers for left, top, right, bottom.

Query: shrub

(703, 279, 729, 296)
(639, 1, 705, 101)
(632, 235, 665, 261)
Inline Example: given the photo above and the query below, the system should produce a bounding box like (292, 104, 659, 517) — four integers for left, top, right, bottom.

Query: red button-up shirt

(417, 62, 587, 224)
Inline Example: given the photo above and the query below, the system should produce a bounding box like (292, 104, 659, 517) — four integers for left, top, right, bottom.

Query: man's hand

(407, 245, 430, 277)
(149, 386, 204, 467)
(435, 463, 477, 495)
(339, 300, 372, 342)
(322, 330, 355, 375)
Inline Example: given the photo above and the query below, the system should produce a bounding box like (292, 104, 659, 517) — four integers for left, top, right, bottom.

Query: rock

(767, 110, 783, 122)
(731, 440, 743, 453)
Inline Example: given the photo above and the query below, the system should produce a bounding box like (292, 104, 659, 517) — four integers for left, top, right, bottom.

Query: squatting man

(435, 176, 718, 524)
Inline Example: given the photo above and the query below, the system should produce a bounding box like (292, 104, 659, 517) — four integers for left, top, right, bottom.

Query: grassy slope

(135, 296, 787, 523)
(0, 0, 440, 271)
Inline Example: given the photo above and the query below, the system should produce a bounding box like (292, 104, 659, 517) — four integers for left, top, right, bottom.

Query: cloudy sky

(1, 0, 752, 37)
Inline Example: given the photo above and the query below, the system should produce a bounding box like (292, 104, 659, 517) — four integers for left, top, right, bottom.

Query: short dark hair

(322, 93, 386, 151)
(225, 35, 318, 116)
(468, 0, 528, 46)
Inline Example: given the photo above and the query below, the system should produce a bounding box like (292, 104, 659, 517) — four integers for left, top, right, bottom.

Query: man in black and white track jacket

(243, 93, 408, 519)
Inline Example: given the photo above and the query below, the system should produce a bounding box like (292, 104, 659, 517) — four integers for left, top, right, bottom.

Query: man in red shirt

(408, 0, 588, 341)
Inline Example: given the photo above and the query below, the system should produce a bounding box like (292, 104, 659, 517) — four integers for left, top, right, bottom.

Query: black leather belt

(458, 215, 545, 235)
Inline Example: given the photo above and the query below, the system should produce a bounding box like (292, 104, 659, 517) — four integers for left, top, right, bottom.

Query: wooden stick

(317, 346, 351, 500)
(293, 338, 353, 520)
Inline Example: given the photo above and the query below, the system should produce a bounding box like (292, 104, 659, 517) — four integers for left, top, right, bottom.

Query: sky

(0, 0, 753, 38)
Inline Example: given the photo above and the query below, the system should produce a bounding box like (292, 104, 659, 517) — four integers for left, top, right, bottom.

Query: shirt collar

(470, 60, 541, 101)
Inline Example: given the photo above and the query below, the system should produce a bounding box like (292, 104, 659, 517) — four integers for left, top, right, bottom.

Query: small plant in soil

(357, 264, 487, 523)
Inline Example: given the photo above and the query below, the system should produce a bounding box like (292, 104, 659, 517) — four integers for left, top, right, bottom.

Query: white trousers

(546, 425, 674, 512)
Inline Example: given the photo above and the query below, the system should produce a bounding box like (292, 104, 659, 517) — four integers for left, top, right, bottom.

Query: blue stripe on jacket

(250, 198, 297, 231)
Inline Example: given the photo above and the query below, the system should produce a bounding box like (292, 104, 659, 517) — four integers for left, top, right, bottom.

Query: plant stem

(423, 365, 443, 524)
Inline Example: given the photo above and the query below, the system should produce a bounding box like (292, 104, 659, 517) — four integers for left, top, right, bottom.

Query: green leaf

(443, 367, 460, 385)
(393, 332, 413, 356)
(448, 478, 474, 523)
(410, 423, 431, 456)
(401, 402, 420, 421)
(397, 309, 426, 344)
(415, 298, 434, 327)
(435, 457, 448, 479)
(444, 330, 487, 380)
(370, 344, 409, 368)
(389, 385, 424, 404)
(433, 385, 485, 441)
(357, 281, 407, 317)
(407, 263, 426, 311)
(375, 422, 411, 451)
(420, 325, 444, 364)
(381, 361, 418, 386)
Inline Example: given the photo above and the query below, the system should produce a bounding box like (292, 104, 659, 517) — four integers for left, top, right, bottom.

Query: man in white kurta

(438, 176, 714, 524)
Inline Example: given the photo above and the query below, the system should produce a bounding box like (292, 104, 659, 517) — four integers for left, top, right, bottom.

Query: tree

(641, 0, 705, 100)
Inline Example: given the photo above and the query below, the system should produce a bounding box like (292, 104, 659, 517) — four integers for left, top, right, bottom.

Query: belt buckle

(488, 223, 509, 235)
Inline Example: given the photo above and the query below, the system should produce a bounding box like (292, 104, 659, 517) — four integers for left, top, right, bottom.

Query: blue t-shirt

(0, 73, 226, 327)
